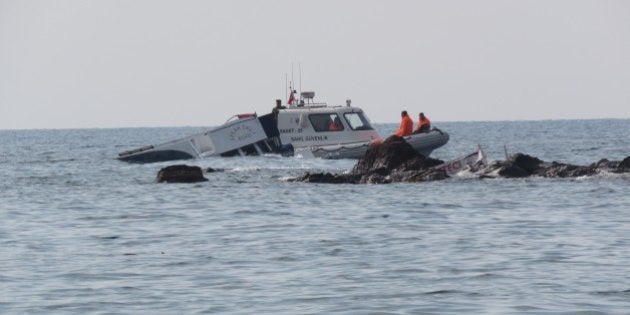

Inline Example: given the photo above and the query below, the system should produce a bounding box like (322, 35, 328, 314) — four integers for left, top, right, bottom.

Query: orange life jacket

(416, 117, 431, 131)
(329, 121, 341, 131)
(395, 115, 413, 137)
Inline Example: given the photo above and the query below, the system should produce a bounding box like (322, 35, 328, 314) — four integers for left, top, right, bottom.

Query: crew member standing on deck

(414, 112, 431, 133)
(272, 99, 286, 123)
(394, 110, 413, 137)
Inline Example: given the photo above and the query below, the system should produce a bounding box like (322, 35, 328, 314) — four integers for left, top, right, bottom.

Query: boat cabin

(276, 104, 380, 151)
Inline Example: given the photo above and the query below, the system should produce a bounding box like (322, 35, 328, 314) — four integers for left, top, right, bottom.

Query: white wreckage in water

(433, 146, 489, 175)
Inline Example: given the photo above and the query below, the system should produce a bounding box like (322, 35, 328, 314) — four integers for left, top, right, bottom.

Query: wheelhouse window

(343, 112, 373, 130)
(308, 114, 345, 132)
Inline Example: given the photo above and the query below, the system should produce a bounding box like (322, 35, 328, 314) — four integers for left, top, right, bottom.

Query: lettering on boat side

(291, 135, 328, 142)
(306, 135, 327, 141)
(279, 128, 304, 134)
(228, 125, 254, 141)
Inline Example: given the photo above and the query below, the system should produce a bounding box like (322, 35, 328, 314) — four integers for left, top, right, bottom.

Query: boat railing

(225, 113, 257, 124)
(286, 103, 329, 109)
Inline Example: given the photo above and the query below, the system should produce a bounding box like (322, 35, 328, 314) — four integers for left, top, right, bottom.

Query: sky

(1, 0, 629, 129)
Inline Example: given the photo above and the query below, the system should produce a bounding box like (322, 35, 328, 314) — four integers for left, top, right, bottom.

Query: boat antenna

(290, 63, 295, 105)
(299, 62, 302, 97)
(285, 73, 287, 105)
(286, 64, 299, 106)
(291, 62, 294, 93)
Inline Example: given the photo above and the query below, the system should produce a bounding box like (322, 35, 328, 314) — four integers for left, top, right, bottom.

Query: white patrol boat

(117, 91, 449, 163)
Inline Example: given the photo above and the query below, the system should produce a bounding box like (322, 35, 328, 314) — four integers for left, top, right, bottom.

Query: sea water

(1, 119, 629, 314)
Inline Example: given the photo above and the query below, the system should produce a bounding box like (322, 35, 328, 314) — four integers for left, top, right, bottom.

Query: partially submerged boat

(117, 91, 449, 163)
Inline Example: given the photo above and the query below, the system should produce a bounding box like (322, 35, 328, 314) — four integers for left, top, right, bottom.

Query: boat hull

(403, 129, 450, 157)
(296, 129, 450, 159)
(118, 149, 195, 163)
(117, 114, 278, 163)
(297, 141, 371, 159)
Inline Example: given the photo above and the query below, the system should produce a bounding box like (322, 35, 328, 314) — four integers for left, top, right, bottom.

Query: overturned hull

(118, 148, 196, 163)
(118, 114, 281, 163)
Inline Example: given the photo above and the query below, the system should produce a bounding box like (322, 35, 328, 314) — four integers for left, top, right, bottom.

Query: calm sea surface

(1, 119, 630, 314)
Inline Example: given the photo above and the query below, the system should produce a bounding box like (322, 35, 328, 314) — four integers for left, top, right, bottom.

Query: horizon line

(1, 116, 628, 132)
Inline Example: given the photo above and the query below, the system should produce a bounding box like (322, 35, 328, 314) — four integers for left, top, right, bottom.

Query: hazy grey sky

(1, 0, 629, 129)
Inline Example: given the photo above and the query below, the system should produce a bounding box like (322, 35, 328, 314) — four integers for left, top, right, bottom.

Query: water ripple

(2, 122, 630, 314)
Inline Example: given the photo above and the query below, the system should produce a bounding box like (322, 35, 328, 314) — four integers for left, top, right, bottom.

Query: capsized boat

(117, 91, 449, 163)
(432, 145, 488, 175)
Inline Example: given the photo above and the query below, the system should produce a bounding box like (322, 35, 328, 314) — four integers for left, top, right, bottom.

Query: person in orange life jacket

(414, 112, 431, 133)
(329, 116, 343, 131)
(394, 111, 413, 137)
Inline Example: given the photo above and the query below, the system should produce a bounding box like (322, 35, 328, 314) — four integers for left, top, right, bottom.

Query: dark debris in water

(593, 289, 630, 296)
(295, 136, 446, 184)
(424, 289, 460, 295)
(294, 137, 630, 184)
(97, 236, 120, 240)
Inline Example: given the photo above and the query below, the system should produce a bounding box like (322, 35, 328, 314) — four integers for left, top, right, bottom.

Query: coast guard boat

(117, 91, 449, 163)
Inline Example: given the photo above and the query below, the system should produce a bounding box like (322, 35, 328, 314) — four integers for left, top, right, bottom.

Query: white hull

(433, 146, 488, 175)
(296, 141, 370, 159)
(118, 114, 283, 163)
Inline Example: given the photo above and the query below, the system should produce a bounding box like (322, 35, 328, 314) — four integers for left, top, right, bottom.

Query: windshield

(343, 112, 373, 130)
(308, 113, 345, 132)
